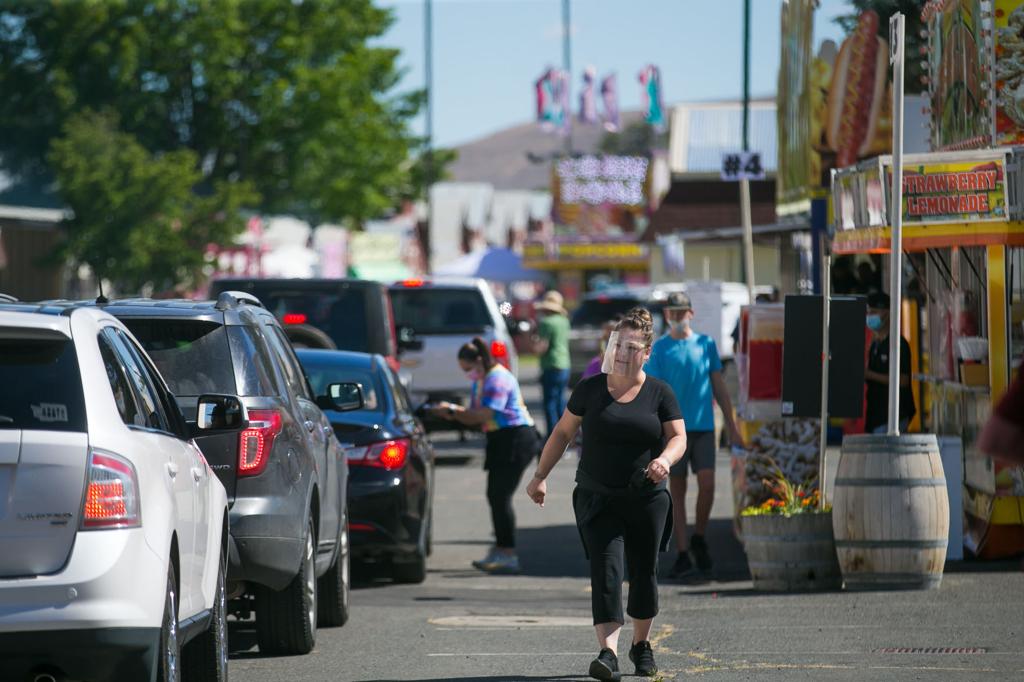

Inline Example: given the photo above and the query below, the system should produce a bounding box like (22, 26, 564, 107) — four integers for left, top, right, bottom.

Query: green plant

(740, 461, 830, 517)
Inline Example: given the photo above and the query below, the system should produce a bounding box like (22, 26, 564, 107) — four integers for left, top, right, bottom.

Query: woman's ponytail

(458, 336, 495, 370)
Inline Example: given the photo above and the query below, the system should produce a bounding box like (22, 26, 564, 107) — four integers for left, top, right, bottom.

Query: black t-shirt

(865, 335, 916, 432)
(567, 374, 682, 489)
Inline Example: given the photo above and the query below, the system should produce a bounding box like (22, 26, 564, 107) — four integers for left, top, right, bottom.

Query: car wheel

(391, 553, 427, 584)
(317, 515, 350, 627)
(157, 563, 180, 682)
(255, 517, 317, 655)
(182, 555, 228, 681)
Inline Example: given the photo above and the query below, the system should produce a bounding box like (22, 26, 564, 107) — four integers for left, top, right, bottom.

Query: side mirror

(321, 382, 364, 412)
(397, 326, 423, 353)
(196, 394, 247, 431)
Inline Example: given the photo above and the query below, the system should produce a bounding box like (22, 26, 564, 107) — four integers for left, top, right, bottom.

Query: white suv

(0, 304, 237, 682)
(390, 277, 518, 420)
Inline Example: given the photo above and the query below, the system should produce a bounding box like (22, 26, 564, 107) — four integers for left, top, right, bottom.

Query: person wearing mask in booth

(431, 337, 538, 574)
(645, 292, 745, 581)
(864, 291, 916, 434)
(527, 307, 685, 680)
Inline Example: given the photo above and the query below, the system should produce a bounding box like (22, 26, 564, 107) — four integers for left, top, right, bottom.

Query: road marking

(429, 615, 592, 627)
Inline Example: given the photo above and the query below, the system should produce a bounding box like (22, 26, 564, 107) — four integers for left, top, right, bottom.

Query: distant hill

(448, 111, 644, 191)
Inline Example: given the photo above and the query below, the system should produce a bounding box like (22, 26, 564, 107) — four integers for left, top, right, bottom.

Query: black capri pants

(579, 490, 671, 625)
(485, 425, 538, 549)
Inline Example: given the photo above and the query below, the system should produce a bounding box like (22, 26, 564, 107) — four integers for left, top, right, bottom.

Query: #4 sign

(721, 151, 765, 181)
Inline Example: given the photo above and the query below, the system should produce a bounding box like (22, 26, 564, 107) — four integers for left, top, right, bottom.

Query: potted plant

(739, 464, 841, 592)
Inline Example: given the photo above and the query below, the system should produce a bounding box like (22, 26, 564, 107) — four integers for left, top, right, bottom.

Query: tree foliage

(0, 0, 428, 239)
(49, 110, 255, 293)
(835, 0, 927, 94)
(598, 121, 667, 157)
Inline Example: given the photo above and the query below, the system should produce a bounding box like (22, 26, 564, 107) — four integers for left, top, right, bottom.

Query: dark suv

(98, 292, 350, 655)
(208, 278, 404, 372)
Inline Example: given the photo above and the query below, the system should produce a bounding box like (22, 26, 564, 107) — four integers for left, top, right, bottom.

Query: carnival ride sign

(554, 156, 649, 207)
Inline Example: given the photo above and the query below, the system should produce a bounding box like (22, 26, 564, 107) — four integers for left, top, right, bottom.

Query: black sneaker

(588, 647, 621, 681)
(667, 551, 696, 580)
(629, 640, 658, 677)
(691, 533, 713, 573)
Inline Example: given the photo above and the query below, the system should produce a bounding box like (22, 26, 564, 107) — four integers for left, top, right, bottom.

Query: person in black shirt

(526, 308, 686, 681)
(864, 291, 916, 433)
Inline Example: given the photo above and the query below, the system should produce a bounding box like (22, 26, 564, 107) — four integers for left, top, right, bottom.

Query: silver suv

(389, 278, 518, 424)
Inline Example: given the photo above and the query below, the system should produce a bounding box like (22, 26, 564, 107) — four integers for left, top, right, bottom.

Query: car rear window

(390, 288, 492, 335)
(122, 319, 236, 397)
(301, 365, 382, 412)
(224, 285, 371, 353)
(0, 338, 87, 432)
(570, 298, 645, 327)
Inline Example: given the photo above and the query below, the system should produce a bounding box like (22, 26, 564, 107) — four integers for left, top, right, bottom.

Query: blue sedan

(296, 349, 435, 584)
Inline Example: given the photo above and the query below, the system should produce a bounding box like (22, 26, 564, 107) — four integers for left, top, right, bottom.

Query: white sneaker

(480, 552, 520, 575)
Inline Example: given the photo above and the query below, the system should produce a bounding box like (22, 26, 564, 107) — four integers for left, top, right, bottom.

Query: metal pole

(888, 14, 905, 436)
(742, 0, 750, 152)
(740, 0, 754, 302)
(819, 253, 831, 510)
(562, 0, 573, 155)
(741, 179, 755, 302)
(424, 0, 434, 273)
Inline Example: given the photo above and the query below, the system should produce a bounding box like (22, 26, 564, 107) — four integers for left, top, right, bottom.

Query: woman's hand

(526, 475, 547, 507)
(646, 456, 671, 483)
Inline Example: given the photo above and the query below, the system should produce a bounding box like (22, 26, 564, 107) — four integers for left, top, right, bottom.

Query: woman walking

(433, 337, 539, 574)
(526, 308, 686, 680)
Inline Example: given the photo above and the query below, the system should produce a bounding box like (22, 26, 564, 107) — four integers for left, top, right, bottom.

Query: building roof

(642, 178, 778, 242)
(668, 99, 777, 175)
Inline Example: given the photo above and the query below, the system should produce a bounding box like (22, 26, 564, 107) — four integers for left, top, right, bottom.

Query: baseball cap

(664, 291, 692, 311)
(866, 291, 890, 310)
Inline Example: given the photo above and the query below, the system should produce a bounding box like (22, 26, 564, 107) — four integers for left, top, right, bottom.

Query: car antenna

(96, 277, 108, 305)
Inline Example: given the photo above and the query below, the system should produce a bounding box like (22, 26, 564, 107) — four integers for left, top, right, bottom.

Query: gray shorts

(670, 431, 716, 476)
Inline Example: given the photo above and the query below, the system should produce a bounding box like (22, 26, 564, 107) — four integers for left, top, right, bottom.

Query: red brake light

(400, 278, 425, 287)
(352, 438, 409, 470)
(282, 313, 307, 325)
(238, 409, 283, 477)
(490, 340, 508, 358)
(597, 295, 610, 303)
(82, 451, 140, 529)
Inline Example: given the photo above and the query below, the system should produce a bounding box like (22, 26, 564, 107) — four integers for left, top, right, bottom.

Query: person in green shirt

(533, 290, 571, 439)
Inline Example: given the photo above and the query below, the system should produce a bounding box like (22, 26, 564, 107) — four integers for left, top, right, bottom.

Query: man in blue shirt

(645, 292, 744, 579)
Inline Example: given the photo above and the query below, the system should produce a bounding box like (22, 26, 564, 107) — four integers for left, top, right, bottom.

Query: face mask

(669, 320, 689, 334)
(866, 314, 883, 331)
(601, 331, 647, 377)
(465, 368, 484, 382)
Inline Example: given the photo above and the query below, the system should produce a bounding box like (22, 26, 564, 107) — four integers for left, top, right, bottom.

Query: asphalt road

(229, 366, 1024, 681)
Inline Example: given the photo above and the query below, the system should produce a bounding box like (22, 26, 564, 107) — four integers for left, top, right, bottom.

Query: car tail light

(238, 409, 283, 477)
(399, 278, 425, 287)
(491, 340, 511, 369)
(282, 313, 308, 325)
(81, 450, 140, 530)
(350, 438, 409, 470)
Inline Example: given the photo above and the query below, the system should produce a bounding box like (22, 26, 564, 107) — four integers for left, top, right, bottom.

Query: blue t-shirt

(471, 365, 534, 433)
(644, 332, 722, 432)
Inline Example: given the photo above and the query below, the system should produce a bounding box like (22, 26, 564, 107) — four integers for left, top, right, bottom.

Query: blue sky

(374, 0, 855, 148)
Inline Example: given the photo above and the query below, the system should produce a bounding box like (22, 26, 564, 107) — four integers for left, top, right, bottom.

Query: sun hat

(534, 290, 568, 315)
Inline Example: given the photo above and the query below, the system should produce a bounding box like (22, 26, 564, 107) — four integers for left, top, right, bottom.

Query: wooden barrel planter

(741, 512, 841, 591)
(833, 434, 949, 590)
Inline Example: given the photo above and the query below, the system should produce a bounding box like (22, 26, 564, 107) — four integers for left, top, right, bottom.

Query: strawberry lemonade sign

(898, 160, 1006, 224)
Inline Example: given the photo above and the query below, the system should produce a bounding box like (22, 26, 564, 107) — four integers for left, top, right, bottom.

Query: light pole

(562, 0, 573, 155)
(424, 0, 434, 273)
(740, 0, 755, 303)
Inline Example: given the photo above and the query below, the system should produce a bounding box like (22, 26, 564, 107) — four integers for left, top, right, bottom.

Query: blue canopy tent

(434, 247, 545, 283)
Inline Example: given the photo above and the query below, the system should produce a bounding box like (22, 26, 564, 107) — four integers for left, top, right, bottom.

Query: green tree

(0, 0, 422, 224)
(598, 121, 667, 157)
(835, 1, 926, 95)
(49, 110, 255, 293)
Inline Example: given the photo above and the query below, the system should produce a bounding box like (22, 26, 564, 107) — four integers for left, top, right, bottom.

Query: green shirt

(537, 313, 570, 370)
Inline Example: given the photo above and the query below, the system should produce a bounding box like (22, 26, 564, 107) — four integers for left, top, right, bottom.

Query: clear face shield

(601, 331, 648, 377)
